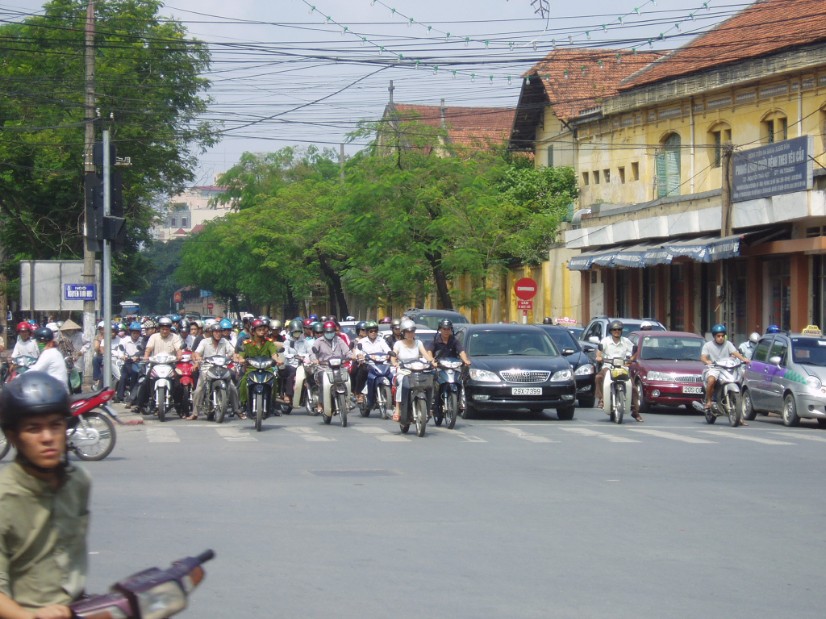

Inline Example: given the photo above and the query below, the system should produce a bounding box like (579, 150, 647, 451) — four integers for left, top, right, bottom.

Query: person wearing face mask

(309, 320, 353, 415)
(28, 326, 69, 392)
(352, 321, 391, 407)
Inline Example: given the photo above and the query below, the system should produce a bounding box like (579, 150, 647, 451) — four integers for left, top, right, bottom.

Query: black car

(454, 324, 577, 420)
(537, 325, 596, 408)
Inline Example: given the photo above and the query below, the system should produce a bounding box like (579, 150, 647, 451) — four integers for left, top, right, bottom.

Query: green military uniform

(238, 338, 281, 405)
(0, 461, 91, 610)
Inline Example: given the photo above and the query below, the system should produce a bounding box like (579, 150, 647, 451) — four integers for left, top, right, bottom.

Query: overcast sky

(1, 0, 740, 184)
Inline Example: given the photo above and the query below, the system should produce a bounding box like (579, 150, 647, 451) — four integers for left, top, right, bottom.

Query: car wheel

(635, 380, 649, 415)
(782, 393, 800, 427)
(557, 405, 575, 421)
(741, 388, 757, 421)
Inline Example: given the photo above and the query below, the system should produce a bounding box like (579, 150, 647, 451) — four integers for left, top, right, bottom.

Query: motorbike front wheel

(379, 386, 391, 420)
(254, 393, 264, 432)
(414, 398, 427, 437)
(69, 412, 116, 461)
(157, 387, 167, 422)
(613, 386, 625, 424)
(337, 392, 348, 427)
(177, 384, 192, 418)
(214, 389, 227, 424)
(725, 392, 741, 427)
(359, 392, 370, 417)
(444, 391, 458, 430)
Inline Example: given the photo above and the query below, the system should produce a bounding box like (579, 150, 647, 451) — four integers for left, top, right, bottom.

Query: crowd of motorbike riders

(0, 314, 472, 425)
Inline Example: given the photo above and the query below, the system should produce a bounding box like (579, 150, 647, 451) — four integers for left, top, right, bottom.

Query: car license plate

(682, 385, 703, 394)
(512, 387, 542, 395)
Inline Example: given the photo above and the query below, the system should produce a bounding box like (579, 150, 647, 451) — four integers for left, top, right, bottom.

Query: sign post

(514, 277, 538, 324)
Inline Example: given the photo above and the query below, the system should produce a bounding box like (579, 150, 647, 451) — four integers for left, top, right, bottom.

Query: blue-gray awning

(568, 234, 742, 271)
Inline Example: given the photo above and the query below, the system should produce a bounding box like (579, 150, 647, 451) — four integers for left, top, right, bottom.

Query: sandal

(185, 414, 198, 421)
(632, 414, 644, 423)
(392, 411, 400, 422)
(238, 412, 248, 420)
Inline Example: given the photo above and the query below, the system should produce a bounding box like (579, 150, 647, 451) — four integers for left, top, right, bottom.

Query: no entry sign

(514, 277, 538, 301)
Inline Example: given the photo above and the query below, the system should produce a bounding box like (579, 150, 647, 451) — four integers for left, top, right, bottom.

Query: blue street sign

(64, 284, 97, 301)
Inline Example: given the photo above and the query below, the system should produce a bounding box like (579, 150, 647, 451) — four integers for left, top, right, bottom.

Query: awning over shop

(567, 234, 743, 271)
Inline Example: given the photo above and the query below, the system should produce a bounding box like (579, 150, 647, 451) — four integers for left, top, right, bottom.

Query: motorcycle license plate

(512, 387, 542, 395)
(682, 386, 703, 394)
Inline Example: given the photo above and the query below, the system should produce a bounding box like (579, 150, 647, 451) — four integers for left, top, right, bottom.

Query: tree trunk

(425, 250, 452, 309)
(317, 250, 349, 318)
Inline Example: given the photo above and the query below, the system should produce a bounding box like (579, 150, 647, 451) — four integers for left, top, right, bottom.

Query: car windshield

(414, 313, 469, 330)
(791, 338, 826, 366)
(623, 323, 665, 338)
(466, 330, 558, 356)
(543, 328, 579, 352)
(639, 336, 704, 361)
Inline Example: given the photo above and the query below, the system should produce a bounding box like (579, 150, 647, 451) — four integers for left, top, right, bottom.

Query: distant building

(151, 185, 234, 242)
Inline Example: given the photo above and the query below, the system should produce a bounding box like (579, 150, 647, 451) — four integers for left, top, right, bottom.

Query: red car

(628, 331, 706, 413)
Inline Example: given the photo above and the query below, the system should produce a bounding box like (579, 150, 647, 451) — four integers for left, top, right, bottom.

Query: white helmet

(400, 318, 416, 333)
(749, 331, 760, 344)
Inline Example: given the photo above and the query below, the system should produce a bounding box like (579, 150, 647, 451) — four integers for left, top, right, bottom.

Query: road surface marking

(145, 427, 180, 443)
(628, 429, 716, 444)
(769, 431, 826, 444)
(285, 427, 335, 442)
(216, 427, 257, 442)
(354, 426, 387, 434)
(559, 427, 640, 443)
(699, 430, 794, 445)
(496, 427, 556, 443)
(450, 430, 487, 443)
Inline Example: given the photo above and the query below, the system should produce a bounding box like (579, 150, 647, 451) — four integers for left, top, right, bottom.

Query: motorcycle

(433, 355, 463, 429)
(358, 352, 394, 419)
(601, 357, 631, 424)
(174, 352, 197, 418)
(288, 352, 319, 415)
(202, 355, 233, 423)
(319, 357, 350, 427)
(397, 358, 434, 437)
(147, 353, 178, 422)
(0, 387, 120, 462)
(70, 549, 214, 619)
(245, 356, 278, 432)
(692, 357, 744, 426)
(6, 355, 37, 383)
(67, 386, 121, 461)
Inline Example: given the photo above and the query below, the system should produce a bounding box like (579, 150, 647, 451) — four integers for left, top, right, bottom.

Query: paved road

(22, 404, 826, 618)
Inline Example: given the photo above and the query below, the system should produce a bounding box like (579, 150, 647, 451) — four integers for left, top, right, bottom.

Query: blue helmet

(220, 318, 232, 330)
(309, 313, 319, 321)
(711, 324, 727, 335)
(766, 324, 780, 334)
(129, 322, 142, 332)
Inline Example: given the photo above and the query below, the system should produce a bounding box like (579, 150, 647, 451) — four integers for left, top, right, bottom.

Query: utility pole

(82, 0, 97, 386)
(717, 144, 735, 325)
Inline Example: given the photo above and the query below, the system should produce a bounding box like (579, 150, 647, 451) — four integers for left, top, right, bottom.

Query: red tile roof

(390, 104, 515, 147)
(621, 0, 826, 90)
(525, 49, 663, 121)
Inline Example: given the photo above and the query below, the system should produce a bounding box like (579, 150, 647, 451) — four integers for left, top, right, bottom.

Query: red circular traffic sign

(207, 302, 214, 311)
(514, 277, 538, 300)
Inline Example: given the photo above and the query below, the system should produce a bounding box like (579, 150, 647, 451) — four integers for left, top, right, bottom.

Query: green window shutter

(655, 152, 667, 198)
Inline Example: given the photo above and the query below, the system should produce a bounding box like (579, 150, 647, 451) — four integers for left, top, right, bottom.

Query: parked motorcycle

(433, 355, 463, 429)
(202, 355, 233, 423)
(245, 356, 277, 431)
(358, 352, 394, 419)
(692, 357, 744, 426)
(70, 549, 215, 619)
(601, 357, 631, 424)
(319, 357, 350, 427)
(67, 386, 120, 460)
(147, 353, 178, 422)
(175, 352, 197, 418)
(397, 358, 434, 437)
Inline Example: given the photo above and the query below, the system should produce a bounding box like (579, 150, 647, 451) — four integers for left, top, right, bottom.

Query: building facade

(151, 185, 232, 242)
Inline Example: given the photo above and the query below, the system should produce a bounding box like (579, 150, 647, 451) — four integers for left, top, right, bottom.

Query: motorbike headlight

(574, 364, 595, 376)
(136, 581, 187, 619)
(175, 368, 183, 376)
(646, 371, 674, 382)
(806, 375, 822, 391)
(469, 368, 500, 382)
(551, 369, 573, 382)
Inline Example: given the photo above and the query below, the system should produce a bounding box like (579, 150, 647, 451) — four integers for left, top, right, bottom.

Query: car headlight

(646, 371, 674, 382)
(136, 582, 187, 619)
(574, 364, 595, 376)
(469, 368, 500, 382)
(806, 375, 822, 390)
(551, 369, 573, 381)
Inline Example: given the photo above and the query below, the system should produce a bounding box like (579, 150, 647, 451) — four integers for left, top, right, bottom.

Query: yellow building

(511, 0, 826, 340)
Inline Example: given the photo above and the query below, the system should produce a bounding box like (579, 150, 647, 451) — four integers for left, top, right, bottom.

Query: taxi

(741, 325, 826, 427)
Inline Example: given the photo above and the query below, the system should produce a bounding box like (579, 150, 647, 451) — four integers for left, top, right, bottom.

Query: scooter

(289, 353, 319, 414)
(174, 352, 197, 418)
(70, 550, 215, 619)
(433, 355, 463, 429)
(319, 357, 350, 427)
(245, 356, 278, 432)
(692, 357, 744, 426)
(397, 358, 434, 437)
(148, 353, 178, 422)
(358, 352, 394, 419)
(67, 386, 121, 461)
(202, 355, 232, 423)
(602, 357, 631, 424)
(6, 355, 37, 382)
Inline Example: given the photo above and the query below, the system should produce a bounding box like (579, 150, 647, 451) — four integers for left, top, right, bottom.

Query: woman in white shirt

(29, 327, 69, 392)
(391, 319, 434, 421)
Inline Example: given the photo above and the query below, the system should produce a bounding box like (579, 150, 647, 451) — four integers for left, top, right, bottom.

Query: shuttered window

(655, 133, 681, 198)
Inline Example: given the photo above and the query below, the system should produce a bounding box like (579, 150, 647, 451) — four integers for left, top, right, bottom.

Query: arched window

(656, 133, 681, 198)
(708, 122, 731, 169)
(761, 110, 787, 144)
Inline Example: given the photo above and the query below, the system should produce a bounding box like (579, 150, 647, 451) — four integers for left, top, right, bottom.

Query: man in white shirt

(11, 321, 39, 362)
(28, 326, 69, 392)
(594, 320, 640, 420)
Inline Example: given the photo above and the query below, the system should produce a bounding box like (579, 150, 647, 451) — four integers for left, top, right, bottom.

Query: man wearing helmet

(594, 320, 640, 420)
(0, 372, 91, 618)
(11, 321, 39, 376)
(133, 317, 183, 414)
(192, 322, 241, 420)
(115, 323, 144, 404)
(236, 319, 284, 416)
(701, 324, 751, 413)
(281, 319, 313, 406)
(738, 332, 761, 360)
(384, 319, 403, 349)
(308, 320, 353, 415)
(352, 321, 391, 406)
(29, 326, 69, 393)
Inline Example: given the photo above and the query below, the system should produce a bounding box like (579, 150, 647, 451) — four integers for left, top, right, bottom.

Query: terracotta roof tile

(621, 0, 826, 90)
(391, 104, 515, 147)
(525, 49, 663, 121)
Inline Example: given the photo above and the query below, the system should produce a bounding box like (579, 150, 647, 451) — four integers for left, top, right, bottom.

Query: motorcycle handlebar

(196, 549, 216, 564)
